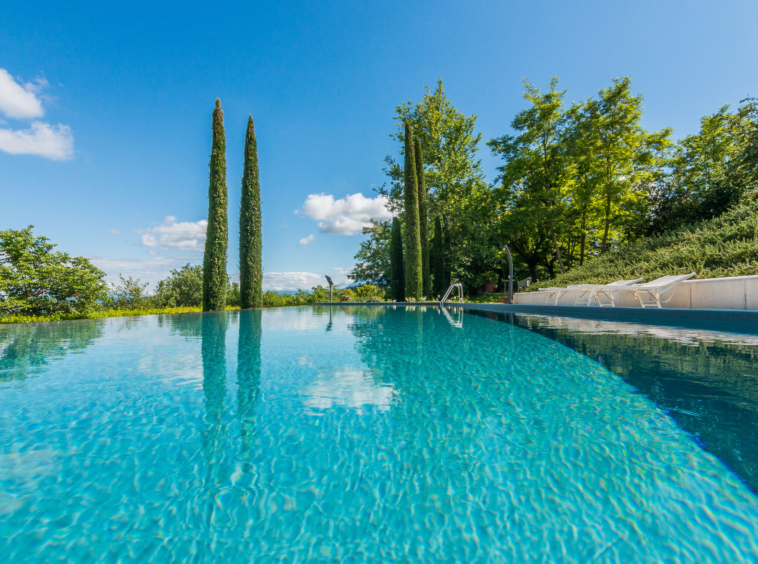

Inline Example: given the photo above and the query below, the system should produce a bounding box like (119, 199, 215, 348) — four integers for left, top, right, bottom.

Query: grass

(528, 196, 758, 290)
(0, 306, 240, 325)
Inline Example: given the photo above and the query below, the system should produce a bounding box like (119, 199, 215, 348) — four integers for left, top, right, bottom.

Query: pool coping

(315, 302, 758, 325)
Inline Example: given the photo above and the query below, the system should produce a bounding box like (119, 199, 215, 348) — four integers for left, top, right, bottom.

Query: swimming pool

(2, 306, 758, 562)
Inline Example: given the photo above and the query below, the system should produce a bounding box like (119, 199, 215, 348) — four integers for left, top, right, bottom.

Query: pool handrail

(441, 283, 463, 307)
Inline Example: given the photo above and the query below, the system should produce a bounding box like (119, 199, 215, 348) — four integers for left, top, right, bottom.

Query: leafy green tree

(239, 115, 263, 309)
(227, 280, 241, 308)
(564, 101, 605, 265)
(352, 284, 387, 302)
(488, 78, 569, 274)
(110, 275, 150, 309)
(432, 216, 445, 297)
(403, 123, 423, 299)
(415, 137, 431, 297)
(203, 98, 229, 312)
(582, 78, 671, 252)
(155, 263, 203, 307)
(389, 217, 405, 301)
(0, 226, 108, 316)
(650, 99, 758, 234)
(349, 220, 391, 285)
(381, 80, 491, 288)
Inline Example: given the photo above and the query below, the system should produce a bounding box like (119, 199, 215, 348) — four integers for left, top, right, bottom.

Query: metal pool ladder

(440, 283, 463, 307)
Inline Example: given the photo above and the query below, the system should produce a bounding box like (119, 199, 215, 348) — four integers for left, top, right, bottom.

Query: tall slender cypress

(389, 218, 405, 302)
(239, 116, 263, 309)
(203, 99, 228, 311)
(403, 123, 423, 299)
(415, 137, 431, 298)
(432, 216, 445, 297)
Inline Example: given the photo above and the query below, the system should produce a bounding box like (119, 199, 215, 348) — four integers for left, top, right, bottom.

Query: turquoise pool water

(2, 306, 758, 562)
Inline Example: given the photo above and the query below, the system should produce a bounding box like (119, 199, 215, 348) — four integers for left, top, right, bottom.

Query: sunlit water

(2, 306, 758, 562)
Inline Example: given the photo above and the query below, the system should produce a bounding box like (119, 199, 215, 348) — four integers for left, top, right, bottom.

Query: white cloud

(138, 216, 207, 251)
(89, 256, 187, 287)
(0, 121, 74, 160)
(0, 69, 45, 119)
(109, 228, 121, 235)
(303, 367, 397, 414)
(297, 193, 392, 235)
(299, 234, 315, 246)
(262, 267, 352, 291)
(0, 69, 75, 161)
(263, 272, 325, 291)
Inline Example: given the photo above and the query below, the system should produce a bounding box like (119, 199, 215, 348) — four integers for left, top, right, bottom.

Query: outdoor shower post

(325, 275, 334, 303)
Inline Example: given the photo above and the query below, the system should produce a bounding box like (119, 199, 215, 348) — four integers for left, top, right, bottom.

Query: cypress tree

(202, 98, 228, 312)
(403, 123, 423, 299)
(239, 115, 263, 309)
(389, 218, 405, 302)
(415, 137, 431, 298)
(432, 216, 445, 297)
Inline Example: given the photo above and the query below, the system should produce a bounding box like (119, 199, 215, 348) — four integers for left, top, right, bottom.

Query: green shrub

(530, 196, 758, 289)
(352, 284, 387, 302)
(154, 264, 203, 307)
(0, 226, 108, 316)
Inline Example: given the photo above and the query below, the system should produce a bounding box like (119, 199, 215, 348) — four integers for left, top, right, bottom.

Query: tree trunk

(528, 262, 539, 283)
(601, 193, 611, 253)
(443, 222, 451, 288)
(549, 218, 566, 274)
(579, 205, 587, 266)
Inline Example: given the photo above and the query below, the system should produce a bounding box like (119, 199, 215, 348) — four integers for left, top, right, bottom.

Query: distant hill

(530, 196, 758, 289)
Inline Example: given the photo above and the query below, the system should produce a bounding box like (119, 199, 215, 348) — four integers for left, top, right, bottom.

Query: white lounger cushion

(580, 273, 696, 308)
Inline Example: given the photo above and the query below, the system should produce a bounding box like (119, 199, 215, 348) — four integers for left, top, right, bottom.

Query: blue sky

(2, 0, 757, 290)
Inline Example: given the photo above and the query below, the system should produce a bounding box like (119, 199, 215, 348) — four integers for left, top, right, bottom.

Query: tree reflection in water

(237, 309, 262, 462)
(0, 320, 105, 383)
(346, 306, 512, 517)
(470, 310, 758, 491)
(201, 312, 230, 488)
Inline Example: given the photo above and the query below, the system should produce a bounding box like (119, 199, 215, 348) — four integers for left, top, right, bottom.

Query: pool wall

(314, 302, 758, 333)
(515, 274, 758, 310)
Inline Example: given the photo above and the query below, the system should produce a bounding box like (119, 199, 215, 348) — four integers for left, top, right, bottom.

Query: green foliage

(0, 226, 108, 316)
(0, 306, 226, 325)
(581, 77, 672, 251)
(531, 197, 758, 289)
(109, 275, 150, 310)
(227, 280, 241, 308)
(650, 99, 758, 234)
(352, 284, 387, 302)
(154, 263, 204, 307)
(349, 220, 391, 285)
(403, 123, 423, 299)
(369, 80, 493, 292)
(488, 78, 570, 277)
(239, 115, 263, 309)
(415, 136, 431, 297)
(360, 78, 756, 288)
(477, 271, 499, 285)
(389, 218, 405, 301)
(203, 98, 229, 312)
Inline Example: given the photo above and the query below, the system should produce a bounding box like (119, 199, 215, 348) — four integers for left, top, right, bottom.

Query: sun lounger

(573, 279, 644, 306)
(583, 273, 696, 308)
(539, 279, 642, 306)
(538, 285, 581, 305)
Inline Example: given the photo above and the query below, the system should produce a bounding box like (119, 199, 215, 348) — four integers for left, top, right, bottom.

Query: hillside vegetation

(528, 197, 758, 289)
